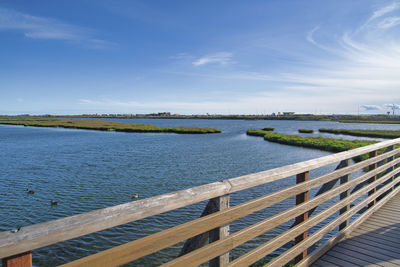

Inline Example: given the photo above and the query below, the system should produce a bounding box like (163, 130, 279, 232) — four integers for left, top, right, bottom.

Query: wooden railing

(1, 137, 400, 267)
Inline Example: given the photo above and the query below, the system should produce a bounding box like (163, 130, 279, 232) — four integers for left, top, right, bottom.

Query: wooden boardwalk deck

(312, 191, 400, 267)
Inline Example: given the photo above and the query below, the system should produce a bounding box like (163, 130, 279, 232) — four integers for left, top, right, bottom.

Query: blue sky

(1, 0, 399, 115)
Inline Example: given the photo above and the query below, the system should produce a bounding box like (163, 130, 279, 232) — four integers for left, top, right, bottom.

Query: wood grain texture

(1, 138, 399, 264)
(34, 156, 400, 266)
(164, 165, 400, 267)
(306, 183, 400, 267)
(294, 171, 309, 264)
(1, 251, 31, 267)
(209, 194, 230, 267)
(230, 166, 400, 267)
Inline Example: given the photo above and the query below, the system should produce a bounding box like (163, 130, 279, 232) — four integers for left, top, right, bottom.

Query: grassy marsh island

(298, 129, 314, 133)
(2, 114, 400, 124)
(338, 120, 400, 124)
(247, 129, 376, 153)
(262, 127, 274, 131)
(0, 118, 222, 134)
(319, 129, 400, 139)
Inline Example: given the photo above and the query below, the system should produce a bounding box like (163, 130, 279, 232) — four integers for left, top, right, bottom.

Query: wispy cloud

(368, 2, 400, 22)
(0, 8, 114, 49)
(361, 104, 381, 111)
(291, 2, 400, 103)
(306, 26, 319, 45)
(378, 16, 400, 28)
(192, 52, 233, 66)
(384, 103, 400, 110)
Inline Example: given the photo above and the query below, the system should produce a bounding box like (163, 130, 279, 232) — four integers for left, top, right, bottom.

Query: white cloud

(368, 2, 400, 22)
(361, 105, 381, 111)
(378, 16, 400, 28)
(192, 52, 233, 66)
(306, 26, 319, 45)
(384, 103, 400, 110)
(288, 2, 400, 102)
(0, 8, 114, 48)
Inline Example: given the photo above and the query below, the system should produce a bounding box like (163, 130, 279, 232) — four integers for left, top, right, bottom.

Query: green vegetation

(0, 118, 222, 134)
(0, 117, 56, 121)
(298, 129, 314, 133)
(262, 127, 274, 131)
(1, 114, 400, 124)
(247, 129, 376, 154)
(339, 120, 400, 124)
(319, 129, 400, 139)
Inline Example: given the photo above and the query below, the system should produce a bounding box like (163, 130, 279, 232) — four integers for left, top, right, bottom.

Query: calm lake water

(1, 119, 399, 266)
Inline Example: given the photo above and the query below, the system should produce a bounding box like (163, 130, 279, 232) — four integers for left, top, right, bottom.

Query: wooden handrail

(1, 137, 399, 266)
(231, 165, 400, 266)
(161, 159, 400, 267)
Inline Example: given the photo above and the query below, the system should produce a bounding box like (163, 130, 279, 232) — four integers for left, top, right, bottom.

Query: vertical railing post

(368, 150, 378, 207)
(339, 159, 351, 231)
(2, 251, 32, 267)
(209, 194, 230, 267)
(387, 145, 395, 191)
(294, 171, 309, 265)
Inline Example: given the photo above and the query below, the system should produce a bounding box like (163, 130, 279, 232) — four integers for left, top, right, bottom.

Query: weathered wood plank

(306, 160, 349, 220)
(209, 194, 230, 267)
(2, 142, 399, 259)
(339, 159, 351, 231)
(312, 258, 340, 267)
(198, 164, 400, 267)
(262, 170, 400, 267)
(163, 176, 364, 267)
(332, 244, 391, 266)
(362, 211, 400, 223)
(368, 150, 379, 207)
(351, 229, 400, 244)
(366, 214, 400, 224)
(343, 240, 400, 260)
(364, 211, 400, 222)
(327, 249, 382, 267)
(360, 218, 400, 229)
(335, 242, 400, 267)
(374, 206, 400, 215)
(356, 224, 400, 236)
(293, 179, 400, 267)
(294, 171, 309, 264)
(1, 252, 32, 267)
(0, 181, 231, 259)
(318, 254, 360, 267)
(310, 193, 399, 266)
(348, 234, 400, 252)
(179, 198, 219, 256)
(60, 168, 378, 266)
(63, 158, 400, 267)
(376, 206, 400, 215)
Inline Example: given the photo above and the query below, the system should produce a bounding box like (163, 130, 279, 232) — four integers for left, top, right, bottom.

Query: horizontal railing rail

(1, 137, 400, 266)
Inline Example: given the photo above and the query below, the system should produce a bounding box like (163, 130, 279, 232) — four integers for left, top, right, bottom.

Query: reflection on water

(0, 119, 398, 266)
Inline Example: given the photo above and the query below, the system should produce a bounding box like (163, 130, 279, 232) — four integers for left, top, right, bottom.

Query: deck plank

(349, 235, 400, 254)
(312, 192, 400, 267)
(328, 249, 381, 266)
(319, 254, 360, 267)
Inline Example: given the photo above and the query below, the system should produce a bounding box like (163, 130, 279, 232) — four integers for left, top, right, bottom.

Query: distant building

(282, 112, 295, 116)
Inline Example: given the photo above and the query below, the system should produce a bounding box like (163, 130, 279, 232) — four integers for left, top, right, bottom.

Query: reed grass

(319, 128, 400, 139)
(247, 129, 376, 162)
(0, 119, 222, 134)
(298, 129, 314, 133)
(262, 127, 274, 131)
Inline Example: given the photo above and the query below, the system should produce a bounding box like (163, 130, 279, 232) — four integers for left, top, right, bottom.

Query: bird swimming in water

(131, 193, 139, 199)
(26, 189, 35, 194)
(50, 200, 58, 206)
